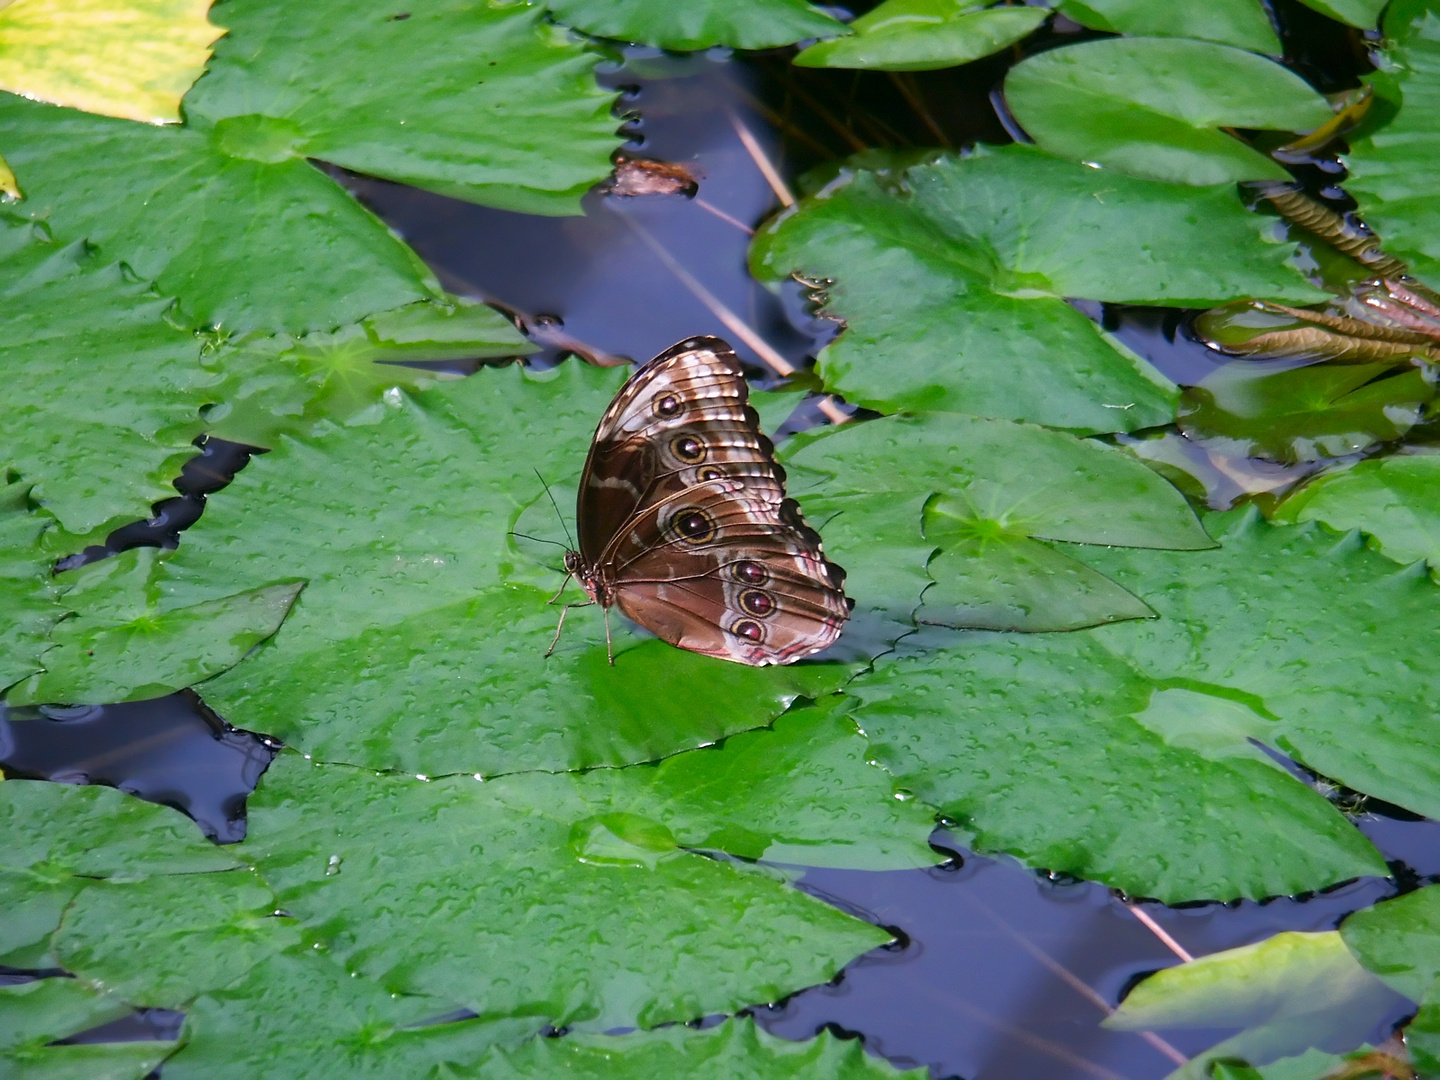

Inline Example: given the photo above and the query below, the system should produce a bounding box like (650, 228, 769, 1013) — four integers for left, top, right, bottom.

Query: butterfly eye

(672, 435, 706, 462)
(735, 561, 768, 585)
(653, 393, 683, 418)
(671, 509, 716, 544)
(740, 589, 775, 617)
(731, 619, 765, 642)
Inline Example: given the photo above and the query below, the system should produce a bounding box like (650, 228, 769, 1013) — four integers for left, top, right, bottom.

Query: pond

(4, 3, 1440, 1080)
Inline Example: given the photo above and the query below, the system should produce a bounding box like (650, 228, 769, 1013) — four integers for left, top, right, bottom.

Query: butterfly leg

(546, 571, 574, 605)
(604, 606, 614, 667)
(544, 600, 595, 658)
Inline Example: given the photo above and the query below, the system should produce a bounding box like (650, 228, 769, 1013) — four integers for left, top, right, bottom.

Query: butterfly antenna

(507, 530, 570, 550)
(534, 469, 577, 551)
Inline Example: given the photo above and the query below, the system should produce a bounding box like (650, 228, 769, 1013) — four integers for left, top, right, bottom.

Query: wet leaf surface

(0, 219, 212, 535)
(793, 0, 1047, 71)
(242, 752, 892, 1029)
(0, 978, 171, 1080)
(1345, 4, 1440, 290)
(751, 145, 1323, 429)
(8, 549, 302, 706)
(780, 411, 1211, 634)
(1275, 454, 1440, 567)
(1056, 0, 1282, 53)
(1107, 930, 1405, 1079)
(0, 96, 439, 334)
(187, 0, 619, 216)
(545, 0, 846, 50)
(0, 483, 63, 694)
(1005, 38, 1334, 185)
(845, 633, 1387, 902)
(0, 0, 221, 123)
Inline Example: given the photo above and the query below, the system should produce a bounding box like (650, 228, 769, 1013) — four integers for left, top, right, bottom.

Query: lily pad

(544, 0, 846, 49)
(1055, 0, 1281, 53)
(750, 145, 1324, 430)
(1105, 931, 1404, 1079)
(243, 752, 892, 1029)
(0, 218, 213, 536)
(54, 869, 300, 1010)
(1295, 0, 1388, 29)
(793, 1, 1048, 71)
(0, 95, 440, 334)
(779, 411, 1212, 634)
(1274, 454, 1440, 567)
(7, 549, 302, 706)
(0, 0, 222, 123)
(1342, 883, 1440, 1003)
(1344, 3, 1440, 290)
(186, 0, 620, 215)
(0, 483, 63, 694)
(1004, 37, 1334, 185)
(1079, 509, 1440, 824)
(0, 978, 171, 1080)
(846, 633, 1387, 902)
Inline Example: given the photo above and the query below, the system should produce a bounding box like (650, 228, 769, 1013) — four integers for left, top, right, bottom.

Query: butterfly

(547, 336, 851, 666)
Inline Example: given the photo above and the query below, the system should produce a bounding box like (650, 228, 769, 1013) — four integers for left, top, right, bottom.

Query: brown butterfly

(547, 336, 851, 666)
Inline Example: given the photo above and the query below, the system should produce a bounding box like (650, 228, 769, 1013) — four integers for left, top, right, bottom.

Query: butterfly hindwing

(573, 336, 850, 666)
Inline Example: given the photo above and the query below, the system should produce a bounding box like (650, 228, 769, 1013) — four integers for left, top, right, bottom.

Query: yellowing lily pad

(0, 0, 223, 125)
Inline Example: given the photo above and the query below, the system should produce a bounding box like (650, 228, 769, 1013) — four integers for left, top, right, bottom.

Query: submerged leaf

(793, 0, 1047, 71)
(544, 0, 847, 49)
(1005, 37, 1333, 185)
(751, 145, 1323, 430)
(1275, 454, 1440, 567)
(0, 0, 222, 123)
(242, 753, 891, 1029)
(1178, 360, 1433, 464)
(1345, 4, 1440, 289)
(8, 549, 302, 706)
(1106, 931, 1405, 1079)
(1056, 0, 1281, 53)
(185, 0, 619, 215)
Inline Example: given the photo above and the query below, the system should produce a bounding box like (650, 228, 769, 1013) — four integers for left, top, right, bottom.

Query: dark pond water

(8, 14, 1439, 1079)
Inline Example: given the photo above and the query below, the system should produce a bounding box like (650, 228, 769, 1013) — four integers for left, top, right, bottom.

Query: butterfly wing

(576, 336, 850, 666)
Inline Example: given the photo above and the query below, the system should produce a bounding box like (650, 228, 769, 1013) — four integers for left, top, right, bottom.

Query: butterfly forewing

(573, 336, 849, 666)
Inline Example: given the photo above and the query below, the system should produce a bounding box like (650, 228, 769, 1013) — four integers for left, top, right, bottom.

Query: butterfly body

(560, 336, 850, 666)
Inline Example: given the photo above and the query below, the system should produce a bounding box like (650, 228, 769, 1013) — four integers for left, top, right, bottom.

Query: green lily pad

(186, 0, 619, 216)
(53, 869, 301, 1010)
(750, 145, 1324, 430)
(846, 632, 1386, 902)
(1055, 0, 1281, 53)
(1105, 931, 1402, 1079)
(0, 978, 172, 1080)
(1344, 3, 1440, 290)
(474, 1019, 924, 1078)
(0, 482, 63, 694)
(1343, 883, 1440, 1074)
(0, 870, 77, 969)
(1080, 509, 1440, 824)
(1004, 37, 1334, 185)
(1178, 361, 1434, 464)
(543, 0, 846, 50)
(605, 696, 938, 870)
(0, 218, 214, 536)
(138, 362, 857, 774)
(779, 412, 1211, 634)
(7, 549, 302, 706)
(203, 298, 533, 449)
(0, 0, 222, 124)
(1274, 454, 1440, 567)
(793, 1, 1048, 71)
(0, 778, 239, 878)
(243, 752, 891, 1029)
(0, 95, 443, 334)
